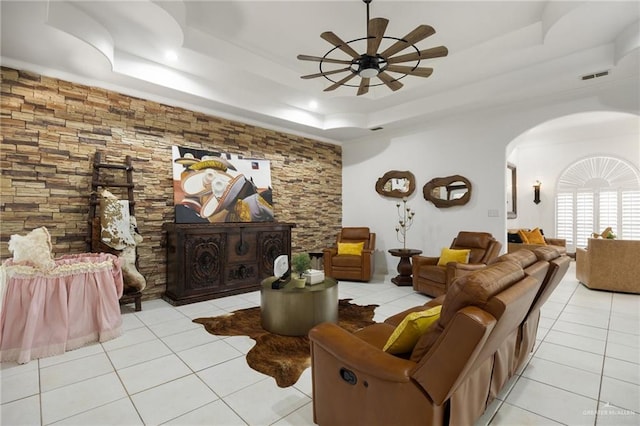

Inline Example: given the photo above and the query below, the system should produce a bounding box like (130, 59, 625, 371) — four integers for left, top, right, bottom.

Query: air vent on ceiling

(370, 126, 384, 131)
(581, 70, 609, 80)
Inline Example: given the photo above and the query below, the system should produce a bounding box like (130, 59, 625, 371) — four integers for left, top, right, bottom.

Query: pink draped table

(0, 253, 124, 364)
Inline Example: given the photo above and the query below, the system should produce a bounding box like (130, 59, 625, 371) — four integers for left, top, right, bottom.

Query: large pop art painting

(172, 146, 274, 223)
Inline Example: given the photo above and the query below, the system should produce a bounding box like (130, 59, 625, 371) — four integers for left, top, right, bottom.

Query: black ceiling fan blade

(386, 65, 433, 78)
(377, 72, 403, 91)
(297, 54, 354, 65)
(366, 17, 389, 56)
(387, 46, 448, 64)
(324, 72, 358, 92)
(301, 67, 353, 79)
(321, 31, 361, 59)
(357, 78, 370, 96)
(379, 25, 436, 58)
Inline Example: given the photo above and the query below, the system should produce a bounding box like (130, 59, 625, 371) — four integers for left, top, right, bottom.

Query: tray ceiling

(1, 1, 638, 143)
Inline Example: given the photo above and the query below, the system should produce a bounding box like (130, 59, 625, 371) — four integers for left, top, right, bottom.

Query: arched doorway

(506, 112, 640, 252)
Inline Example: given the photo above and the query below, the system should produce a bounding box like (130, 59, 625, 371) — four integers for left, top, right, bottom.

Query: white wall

(342, 79, 640, 276)
(508, 112, 640, 238)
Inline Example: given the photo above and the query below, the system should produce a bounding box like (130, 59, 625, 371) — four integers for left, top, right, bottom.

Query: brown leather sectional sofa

(309, 247, 569, 426)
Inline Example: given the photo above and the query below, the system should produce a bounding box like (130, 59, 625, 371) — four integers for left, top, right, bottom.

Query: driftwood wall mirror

(423, 175, 472, 208)
(375, 170, 416, 198)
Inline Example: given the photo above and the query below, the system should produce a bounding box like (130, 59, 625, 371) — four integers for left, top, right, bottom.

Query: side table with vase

(389, 197, 421, 286)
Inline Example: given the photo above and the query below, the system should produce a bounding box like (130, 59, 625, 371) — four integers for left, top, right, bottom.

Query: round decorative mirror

(423, 175, 472, 208)
(375, 170, 416, 198)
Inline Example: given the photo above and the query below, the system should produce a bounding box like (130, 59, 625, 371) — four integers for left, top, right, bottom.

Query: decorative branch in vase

(395, 197, 416, 251)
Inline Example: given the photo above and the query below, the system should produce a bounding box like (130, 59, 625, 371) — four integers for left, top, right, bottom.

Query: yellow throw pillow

(383, 305, 442, 354)
(437, 248, 471, 266)
(337, 242, 365, 256)
(517, 229, 530, 244)
(521, 228, 546, 245)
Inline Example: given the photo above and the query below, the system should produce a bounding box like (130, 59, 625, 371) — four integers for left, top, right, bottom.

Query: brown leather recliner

(412, 231, 502, 297)
(381, 247, 571, 409)
(323, 227, 376, 282)
(309, 260, 544, 426)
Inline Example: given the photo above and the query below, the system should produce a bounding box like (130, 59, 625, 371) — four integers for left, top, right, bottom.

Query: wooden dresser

(164, 222, 295, 305)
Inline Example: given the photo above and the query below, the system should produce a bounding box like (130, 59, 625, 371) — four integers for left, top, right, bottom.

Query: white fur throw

(99, 190, 136, 250)
(8, 227, 55, 271)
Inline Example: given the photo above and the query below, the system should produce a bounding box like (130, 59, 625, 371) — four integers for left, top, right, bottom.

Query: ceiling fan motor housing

(356, 55, 386, 78)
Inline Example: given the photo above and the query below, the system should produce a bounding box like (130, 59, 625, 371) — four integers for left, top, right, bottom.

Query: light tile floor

(1, 262, 638, 425)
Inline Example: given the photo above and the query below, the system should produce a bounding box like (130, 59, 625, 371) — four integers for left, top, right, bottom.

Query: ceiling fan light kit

(298, 0, 448, 96)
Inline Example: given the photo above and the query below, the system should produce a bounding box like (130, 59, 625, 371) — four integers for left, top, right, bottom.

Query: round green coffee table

(260, 277, 338, 336)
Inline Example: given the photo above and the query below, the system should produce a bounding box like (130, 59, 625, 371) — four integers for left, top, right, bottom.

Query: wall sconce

(533, 180, 541, 204)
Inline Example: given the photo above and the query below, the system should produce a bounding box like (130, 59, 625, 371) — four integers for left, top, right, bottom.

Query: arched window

(556, 156, 640, 250)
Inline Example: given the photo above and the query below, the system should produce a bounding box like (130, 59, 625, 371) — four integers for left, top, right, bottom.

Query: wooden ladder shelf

(87, 151, 143, 311)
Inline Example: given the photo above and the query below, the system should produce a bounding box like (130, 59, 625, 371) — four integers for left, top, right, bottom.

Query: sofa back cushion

(410, 261, 524, 361)
(340, 227, 369, 240)
(493, 249, 538, 268)
(533, 246, 562, 261)
(494, 249, 549, 288)
(337, 227, 374, 250)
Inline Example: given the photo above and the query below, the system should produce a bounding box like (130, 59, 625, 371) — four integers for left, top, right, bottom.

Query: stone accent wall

(0, 67, 343, 300)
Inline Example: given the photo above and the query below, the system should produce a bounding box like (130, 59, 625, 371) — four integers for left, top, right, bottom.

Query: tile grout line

(593, 292, 614, 425)
(38, 358, 43, 426)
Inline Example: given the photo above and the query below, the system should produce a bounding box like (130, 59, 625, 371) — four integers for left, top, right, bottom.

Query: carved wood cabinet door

(163, 222, 294, 305)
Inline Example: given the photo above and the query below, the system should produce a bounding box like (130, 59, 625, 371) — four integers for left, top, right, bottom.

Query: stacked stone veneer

(0, 67, 343, 300)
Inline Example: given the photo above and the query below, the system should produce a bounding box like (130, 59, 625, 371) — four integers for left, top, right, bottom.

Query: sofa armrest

(448, 263, 487, 272)
(413, 306, 497, 405)
(309, 322, 415, 383)
(412, 255, 439, 267)
(445, 262, 486, 286)
(575, 247, 588, 284)
(323, 247, 337, 257)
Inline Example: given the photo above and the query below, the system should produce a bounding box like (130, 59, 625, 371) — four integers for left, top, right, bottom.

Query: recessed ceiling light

(308, 100, 318, 110)
(165, 50, 178, 61)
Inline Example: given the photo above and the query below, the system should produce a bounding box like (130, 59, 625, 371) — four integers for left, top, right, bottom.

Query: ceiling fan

(297, 0, 448, 96)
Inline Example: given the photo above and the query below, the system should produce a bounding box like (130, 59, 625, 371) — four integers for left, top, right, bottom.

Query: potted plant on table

(291, 253, 311, 288)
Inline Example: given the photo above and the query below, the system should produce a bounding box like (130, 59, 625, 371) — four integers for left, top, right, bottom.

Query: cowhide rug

(193, 299, 378, 387)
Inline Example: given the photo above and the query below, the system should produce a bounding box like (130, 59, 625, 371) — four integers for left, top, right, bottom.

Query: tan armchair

(323, 227, 376, 282)
(576, 238, 640, 294)
(412, 231, 502, 297)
